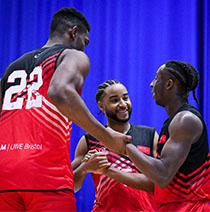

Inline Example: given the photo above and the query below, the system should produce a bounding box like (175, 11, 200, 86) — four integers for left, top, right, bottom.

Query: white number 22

(2, 66, 43, 110)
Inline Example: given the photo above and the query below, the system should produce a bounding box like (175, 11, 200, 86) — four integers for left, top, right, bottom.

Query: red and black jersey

(155, 104, 210, 210)
(85, 124, 157, 212)
(0, 44, 79, 193)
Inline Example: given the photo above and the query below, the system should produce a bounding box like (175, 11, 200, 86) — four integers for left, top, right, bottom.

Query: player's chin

(117, 116, 130, 123)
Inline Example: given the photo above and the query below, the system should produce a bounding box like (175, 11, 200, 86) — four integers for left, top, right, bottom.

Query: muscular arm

(47, 49, 131, 153)
(102, 130, 158, 193)
(48, 49, 102, 135)
(126, 111, 203, 188)
(104, 167, 154, 192)
(72, 136, 154, 193)
(73, 130, 157, 193)
(72, 136, 88, 192)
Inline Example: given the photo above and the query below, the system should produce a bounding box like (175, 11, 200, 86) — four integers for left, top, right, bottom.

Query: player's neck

(43, 37, 67, 48)
(108, 122, 130, 134)
(165, 99, 187, 118)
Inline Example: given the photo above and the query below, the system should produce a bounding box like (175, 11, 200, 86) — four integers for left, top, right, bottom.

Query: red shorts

(0, 189, 76, 211)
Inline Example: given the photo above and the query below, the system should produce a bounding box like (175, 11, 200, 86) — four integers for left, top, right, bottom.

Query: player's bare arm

(126, 111, 203, 188)
(72, 136, 90, 192)
(103, 166, 154, 193)
(72, 136, 110, 192)
(48, 49, 131, 154)
(101, 131, 158, 193)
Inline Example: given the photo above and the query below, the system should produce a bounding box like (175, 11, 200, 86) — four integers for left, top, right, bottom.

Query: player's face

(101, 84, 132, 123)
(150, 64, 168, 106)
(75, 31, 89, 51)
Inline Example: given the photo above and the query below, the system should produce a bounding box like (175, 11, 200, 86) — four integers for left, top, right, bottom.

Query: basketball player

(125, 61, 210, 211)
(0, 8, 131, 211)
(72, 80, 158, 211)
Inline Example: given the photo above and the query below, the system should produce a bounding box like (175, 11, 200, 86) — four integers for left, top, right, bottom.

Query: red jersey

(0, 44, 80, 193)
(155, 104, 210, 211)
(85, 124, 157, 212)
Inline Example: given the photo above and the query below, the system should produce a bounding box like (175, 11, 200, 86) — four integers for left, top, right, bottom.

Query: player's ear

(97, 101, 104, 112)
(166, 79, 174, 90)
(68, 26, 78, 40)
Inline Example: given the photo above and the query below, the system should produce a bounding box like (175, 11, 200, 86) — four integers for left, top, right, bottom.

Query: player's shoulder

(61, 48, 88, 59)
(84, 132, 98, 142)
(59, 48, 90, 68)
(3, 49, 35, 76)
(171, 110, 203, 137)
(174, 110, 201, 125)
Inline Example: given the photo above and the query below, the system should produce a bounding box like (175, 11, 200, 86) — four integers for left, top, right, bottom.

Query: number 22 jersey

(0, 44, 79, 193)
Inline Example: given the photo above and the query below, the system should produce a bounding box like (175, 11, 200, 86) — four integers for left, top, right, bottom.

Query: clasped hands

(81, 149, 111, 175)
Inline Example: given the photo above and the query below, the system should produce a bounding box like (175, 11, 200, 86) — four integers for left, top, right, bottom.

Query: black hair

(165, 60, 199, 104)
(49, 7, 90, 38)
(96, 80, 123, 102)
(96, 80, 123, 115)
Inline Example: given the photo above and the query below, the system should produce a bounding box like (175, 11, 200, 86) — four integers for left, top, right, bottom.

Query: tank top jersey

(155, 104, 210, 211)
(85, 124, 157, 212)
(0, 44, 81, 193)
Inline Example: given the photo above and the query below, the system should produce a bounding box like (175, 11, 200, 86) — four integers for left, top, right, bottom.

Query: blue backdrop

(0, 0, 209, 211)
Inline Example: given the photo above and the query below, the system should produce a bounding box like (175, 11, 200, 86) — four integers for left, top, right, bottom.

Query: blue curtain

(0, 0, 209, 211)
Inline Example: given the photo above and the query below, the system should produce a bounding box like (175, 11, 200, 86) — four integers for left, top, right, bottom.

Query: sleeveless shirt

(155, 104, 210, 209)
(85, 124, 157, 212)
(0, 44, 80, 193)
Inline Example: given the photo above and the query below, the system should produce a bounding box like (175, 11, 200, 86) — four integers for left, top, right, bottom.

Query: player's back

(0, 44, 74, 192)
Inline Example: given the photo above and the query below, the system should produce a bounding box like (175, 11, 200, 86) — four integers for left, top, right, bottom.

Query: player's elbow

(47, 83, 66, 106)
(156, 175, 172, 189)
(157, 182, 170, 189)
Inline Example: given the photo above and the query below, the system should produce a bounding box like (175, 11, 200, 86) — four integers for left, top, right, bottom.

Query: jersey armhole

(84, 133, 91, 151)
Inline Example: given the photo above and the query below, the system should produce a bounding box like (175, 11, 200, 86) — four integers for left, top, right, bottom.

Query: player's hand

(82, 150, 111, 174)
(102, 127, 132, 154)
(82, 149, 97, 162)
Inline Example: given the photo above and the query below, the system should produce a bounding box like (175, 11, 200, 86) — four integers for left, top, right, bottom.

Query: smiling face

(98, 83, 132, 123)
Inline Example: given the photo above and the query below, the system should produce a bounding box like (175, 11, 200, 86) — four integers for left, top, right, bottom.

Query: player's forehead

(157, 64, 165, 74)
(155, 64, 167, 79)
(104, 84, 128, 98)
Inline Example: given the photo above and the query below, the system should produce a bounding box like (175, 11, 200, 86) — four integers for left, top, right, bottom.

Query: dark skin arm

(72, 131, 159, 193)
(101, 130, 159, 192)
(47, 49, 132, 153)
(72, 136, 110, 192)
(103, 166, 154, 192)
(126, 111, 203, 188)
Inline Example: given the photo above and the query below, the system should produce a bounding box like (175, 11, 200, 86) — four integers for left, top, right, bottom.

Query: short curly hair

(49, 7, 90, 38)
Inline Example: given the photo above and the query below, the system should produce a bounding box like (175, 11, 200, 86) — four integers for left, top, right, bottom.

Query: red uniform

(85, 124, 157, 212)
(0, 44, 79, 211)
(155, 104, 210, 212)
